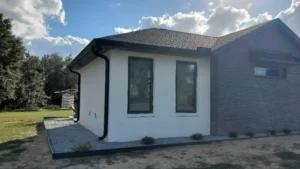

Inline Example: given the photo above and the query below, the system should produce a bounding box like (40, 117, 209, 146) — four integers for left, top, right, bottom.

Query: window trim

(127, 56, 154, 114)
(253, 66, 287, 79)
(176, 60, 197, 113)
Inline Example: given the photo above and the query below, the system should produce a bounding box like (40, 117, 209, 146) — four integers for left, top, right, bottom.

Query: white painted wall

(107, 50, 210, 142)
(79, 58, 106, 137)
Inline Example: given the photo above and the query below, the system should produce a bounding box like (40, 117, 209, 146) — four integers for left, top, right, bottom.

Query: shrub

(43, 104, 60, 110)
(191, 133, 203, 140)
(245, 131, 255, 137)
(141, 136, 155, 145)
(229, 132, 238, 138)
(23, 106, 40, 111)
(282, 128, 292, 135)
(72, 143, 91, 152)
(268, 130, 277, 136)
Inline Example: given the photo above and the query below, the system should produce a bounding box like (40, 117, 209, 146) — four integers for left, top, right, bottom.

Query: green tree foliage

(0, 13, 78, 110)
(41, 53, 65, 96)
(63, 55, 78, 90)
(13, 55, 46, 109)
(41, 53, 77, 104)
(0, 13, 25, 106)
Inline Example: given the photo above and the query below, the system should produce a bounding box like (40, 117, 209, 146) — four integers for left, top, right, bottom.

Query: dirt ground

(1, 129, 300, 169)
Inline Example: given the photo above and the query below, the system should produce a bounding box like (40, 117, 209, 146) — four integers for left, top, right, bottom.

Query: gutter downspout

(91, 45, 110, 141)
(69, 67, 81, 123)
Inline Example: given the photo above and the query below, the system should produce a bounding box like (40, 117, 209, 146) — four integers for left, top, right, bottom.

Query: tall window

(254, 66, 286, 78)
(128, 57, 153, 114)
(176, 61, 197, 113)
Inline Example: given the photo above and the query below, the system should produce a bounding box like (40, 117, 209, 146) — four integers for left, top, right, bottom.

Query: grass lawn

(0, 109, 73, 143)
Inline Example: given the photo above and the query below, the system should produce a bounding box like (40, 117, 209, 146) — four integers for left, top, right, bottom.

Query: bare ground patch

(1, 131, 300, 169)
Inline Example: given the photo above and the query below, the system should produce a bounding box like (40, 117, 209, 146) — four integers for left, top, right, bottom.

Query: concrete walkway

(44, 117, 298, 159)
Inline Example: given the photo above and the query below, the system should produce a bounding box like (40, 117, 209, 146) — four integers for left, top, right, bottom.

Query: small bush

(245, 131, 255, 137)
(282, 128, 292, 135)
(191, 133, 203, 140)
(72, 143, 91, 152)
(268, 130, 277, 136)
(23, 106, 40, 111)
(43, 104, 61, 110)
(229, 132, 238, 138)
(141, 136, 155, 145)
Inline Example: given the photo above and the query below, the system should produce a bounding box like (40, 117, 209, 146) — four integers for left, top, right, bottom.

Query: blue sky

(0, 0, 299, 57)
(52, 0, 291, 38)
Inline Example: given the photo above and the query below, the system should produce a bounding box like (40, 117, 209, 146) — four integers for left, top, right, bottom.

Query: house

(68, 19, 300, 142)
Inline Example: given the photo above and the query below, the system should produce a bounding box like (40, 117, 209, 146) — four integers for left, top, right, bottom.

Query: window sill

(127, 114, 155, 118)
(254, 75, 286, 80)
(176, 113, 199, 117)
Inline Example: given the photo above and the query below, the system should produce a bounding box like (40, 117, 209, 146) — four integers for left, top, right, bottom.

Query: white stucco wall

(79, 58, 106, 137)
(107, 50, 210, 142)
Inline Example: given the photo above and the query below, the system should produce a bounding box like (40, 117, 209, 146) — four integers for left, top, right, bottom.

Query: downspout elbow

(68, 67, 81, 123)
(91, 46, 110, 141)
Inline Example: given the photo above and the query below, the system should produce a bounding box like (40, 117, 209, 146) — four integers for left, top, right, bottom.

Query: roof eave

(69, 39, 212, 70)
(68, 39, 96, 70)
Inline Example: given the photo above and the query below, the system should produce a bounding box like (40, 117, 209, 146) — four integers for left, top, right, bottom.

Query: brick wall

(211, 25, 300, 135)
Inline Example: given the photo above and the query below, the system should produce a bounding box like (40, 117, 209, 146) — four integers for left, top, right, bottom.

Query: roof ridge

(102, 19, 276, 41)
(101, 28, 155, 39)
(103, 27, 217, 39)
(151, 28, 218, 38)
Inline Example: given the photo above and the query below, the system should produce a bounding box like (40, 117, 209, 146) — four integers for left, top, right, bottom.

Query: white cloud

(292, 0, 300, 5)
(0, 0, 90, 57)
(0, 0, 67, 40)
(114, 27, 141, 34)
(117, 3, 121, 6)
(247, 3, 252, 9)
(114, 4, 272, 36)
(276, 0, 300, 35)
(240, 12, 272, 29)
(115, 1, 300, 37)
(140, 12, 209, 34)
(209, 2, 214, 6)
(205, 5, 252, 36)
(25, 35, 90, 57)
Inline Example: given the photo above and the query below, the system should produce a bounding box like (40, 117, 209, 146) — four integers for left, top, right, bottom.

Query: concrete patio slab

(44, 117, 300, 159)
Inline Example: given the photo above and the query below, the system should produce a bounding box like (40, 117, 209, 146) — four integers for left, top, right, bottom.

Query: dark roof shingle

(99, 20, 279, 51)
(212, 20, 274, 50)
(69, 19, 292, 69)
(101, 28, 218, 50)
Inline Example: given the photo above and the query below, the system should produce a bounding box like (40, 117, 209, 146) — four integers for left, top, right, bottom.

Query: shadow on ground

(0, 122, 44, 164)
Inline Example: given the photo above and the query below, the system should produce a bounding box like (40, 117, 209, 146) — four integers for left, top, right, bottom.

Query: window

(176, 61, 197, 113)
(254, 66, 286, 78)
(128, 57, 153, 114)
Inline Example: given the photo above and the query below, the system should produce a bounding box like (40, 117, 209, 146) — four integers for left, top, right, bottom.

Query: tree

(41, 53, 77, 105)
(41, 53, 65, 96)
(62, 55, 77, 90)
(0, 13, 25, 106)
(13, 55, 46, 109)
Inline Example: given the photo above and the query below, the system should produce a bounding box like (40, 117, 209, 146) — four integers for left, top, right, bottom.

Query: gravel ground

(44, 118, 236, 154)
(45, 117, 300, 158)
(45, 118, 100, 153)
(1, 127, 300, 169)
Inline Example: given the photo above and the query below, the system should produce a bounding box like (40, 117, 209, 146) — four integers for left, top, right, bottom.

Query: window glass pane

(176, 61, 197, 112)
(254, 67, 285, 78)
(254, 67, 268, 76)
(128, 57, 153, 113)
